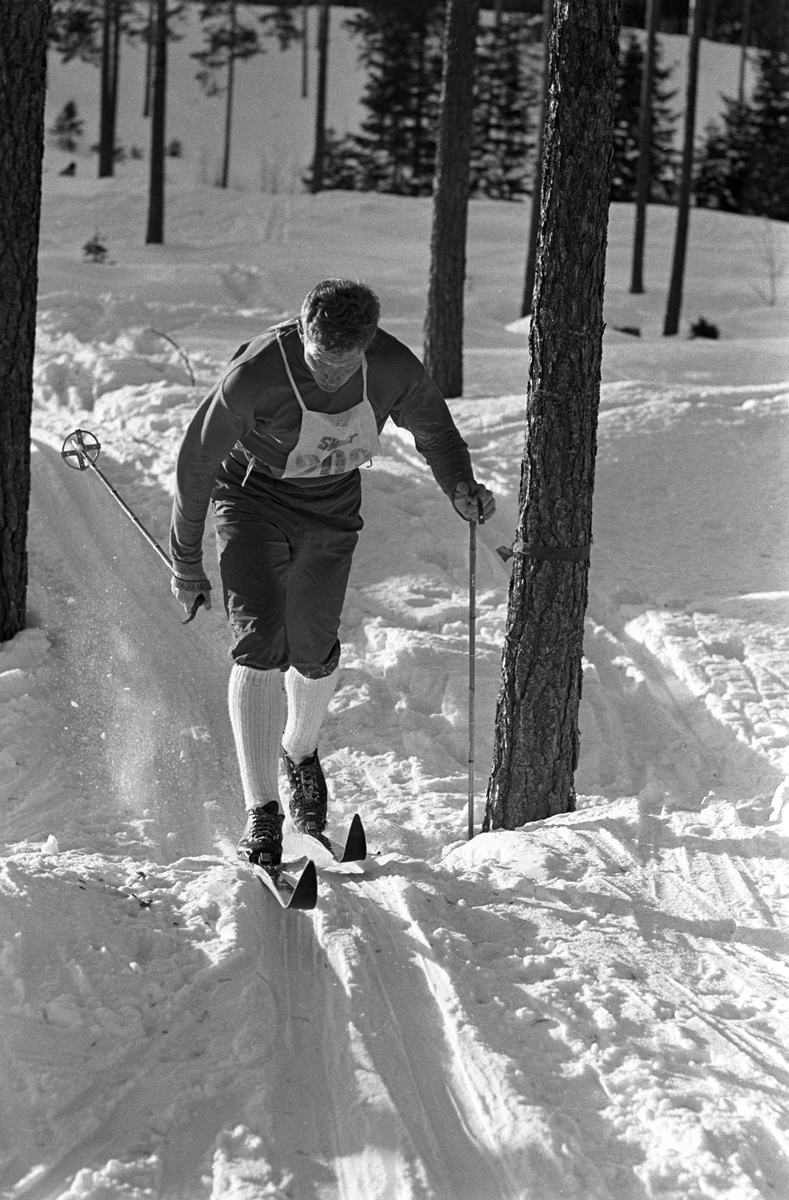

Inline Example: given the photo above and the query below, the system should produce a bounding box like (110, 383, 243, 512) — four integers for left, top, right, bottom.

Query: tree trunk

(220, 1, 236, 189)
(0, 0, 50, 641)
(630, 0, 661, 294)
(520, 0, 553, 318)
(145, 0, 167, 244)
(99, 0, 115, 176)
(301, 0, 309, 99)
(109, 0, 121, 160)
(663, 0, 704, 336)
(309, 0, 330, 194)
(738, 0, 751, 104)
(423, 0, 481, 400)
(484, 0, 620, 830)
(144, 0, 154, 117)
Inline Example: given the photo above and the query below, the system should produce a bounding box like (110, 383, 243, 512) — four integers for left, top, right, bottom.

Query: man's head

(299, 279, 380, 392)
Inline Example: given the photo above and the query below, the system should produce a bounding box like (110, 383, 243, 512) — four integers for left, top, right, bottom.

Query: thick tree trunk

(145, 0, 167, 244)
(423, 0, 481, 400)
(663, 0, 704, 336)
(0, 0, 50, 641)
(484, 0, 620, 830)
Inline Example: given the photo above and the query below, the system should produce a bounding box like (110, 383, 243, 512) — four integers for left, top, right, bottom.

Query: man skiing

(170, 279, 495, 868)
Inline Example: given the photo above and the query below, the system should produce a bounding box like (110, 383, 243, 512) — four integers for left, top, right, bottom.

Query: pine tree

(48, 0, 102, 63)
(485, 0, 620, 829)
(423, 0, 481, 397)
(192, 3, 299, 190)
(611, 31, 678, 203)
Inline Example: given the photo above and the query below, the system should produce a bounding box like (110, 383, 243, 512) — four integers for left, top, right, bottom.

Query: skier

(169, 279, 495, 867)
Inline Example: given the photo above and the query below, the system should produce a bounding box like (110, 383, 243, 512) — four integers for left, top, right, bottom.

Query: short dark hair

(300, 279, 380, 354)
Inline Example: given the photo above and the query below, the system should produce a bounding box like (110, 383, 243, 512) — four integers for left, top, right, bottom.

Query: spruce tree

(695, 47, 789, 220)
(50, 99, 84, 150)
(695, 100, 755, 212)
(470, 12, 539, 200)
(611, 31, 678, 203)
(746, 48, 789, 219)
(327, 2, 541, 200)
(343, 2, 444, 195)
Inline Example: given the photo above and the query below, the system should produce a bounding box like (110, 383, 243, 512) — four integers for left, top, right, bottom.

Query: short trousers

(211, 455, 363, 677)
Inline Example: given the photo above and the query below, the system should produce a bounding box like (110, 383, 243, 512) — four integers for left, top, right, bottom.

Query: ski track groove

(323, 871, 520, 1200)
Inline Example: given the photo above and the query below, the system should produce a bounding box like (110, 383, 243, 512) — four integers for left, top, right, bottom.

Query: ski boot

(237, 801, 284, 867)
(283, 749, 329, 843)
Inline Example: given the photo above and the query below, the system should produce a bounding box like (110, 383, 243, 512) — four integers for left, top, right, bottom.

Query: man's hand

(171, 572, 213, 616)
(452, 480, 496, 524)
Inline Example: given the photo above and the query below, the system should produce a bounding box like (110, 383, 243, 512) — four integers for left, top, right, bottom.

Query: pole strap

(513, 540, 591, 562)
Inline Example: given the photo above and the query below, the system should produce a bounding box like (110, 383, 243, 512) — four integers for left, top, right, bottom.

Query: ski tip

(289, 858, 318, 909)
(341, 813, 367, 863)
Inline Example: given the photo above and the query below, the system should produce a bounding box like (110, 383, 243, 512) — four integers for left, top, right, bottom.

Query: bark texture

(484, 0, 620, 829)
(0, 1, 50, 642)
(423, 0, 481, 399)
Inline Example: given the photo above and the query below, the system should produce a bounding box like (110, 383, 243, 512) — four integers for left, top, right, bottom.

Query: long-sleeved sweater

(170, 320, 474, 570)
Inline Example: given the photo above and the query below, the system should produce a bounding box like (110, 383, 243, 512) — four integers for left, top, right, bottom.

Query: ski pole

(60, 428, 203, 624)
(467, 496, 484, 840)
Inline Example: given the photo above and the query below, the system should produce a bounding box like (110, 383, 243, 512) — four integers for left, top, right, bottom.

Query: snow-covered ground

(2, 133, 789, 1198)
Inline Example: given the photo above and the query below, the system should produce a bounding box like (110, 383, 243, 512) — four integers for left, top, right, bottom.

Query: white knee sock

(228, 665, 285, 811)
(281, 669, 338, 765)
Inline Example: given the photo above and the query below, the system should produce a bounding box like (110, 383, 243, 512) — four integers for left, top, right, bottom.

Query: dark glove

(452, 480, 496, 523)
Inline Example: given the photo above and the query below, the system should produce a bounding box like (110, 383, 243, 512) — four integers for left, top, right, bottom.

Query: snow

(4, 36, 789, 1196)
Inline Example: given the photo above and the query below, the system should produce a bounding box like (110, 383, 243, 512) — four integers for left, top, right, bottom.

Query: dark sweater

(170, 321, 473, 569)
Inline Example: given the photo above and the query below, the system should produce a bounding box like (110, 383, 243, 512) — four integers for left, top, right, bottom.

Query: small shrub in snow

(83, 235, 109, 264)
(49, 100, 83, 151)
(689, 316, 720, 339)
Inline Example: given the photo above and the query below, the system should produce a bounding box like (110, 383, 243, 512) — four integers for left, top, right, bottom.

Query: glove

(452, 480, 496, 524)
(171, 569, 212, 619)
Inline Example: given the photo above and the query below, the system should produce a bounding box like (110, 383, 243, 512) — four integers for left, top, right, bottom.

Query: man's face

(300, 327, 364, 392)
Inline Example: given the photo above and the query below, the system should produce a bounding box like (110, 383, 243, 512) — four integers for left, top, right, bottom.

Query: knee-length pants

(211, 456, 362, 678)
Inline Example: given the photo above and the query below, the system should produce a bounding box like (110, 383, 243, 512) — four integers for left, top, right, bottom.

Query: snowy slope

(2, 142, 789, 1199)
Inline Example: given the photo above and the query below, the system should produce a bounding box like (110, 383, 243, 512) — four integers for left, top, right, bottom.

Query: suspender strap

(276, 333, 369, 404)
(277, 334, 307, 411)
